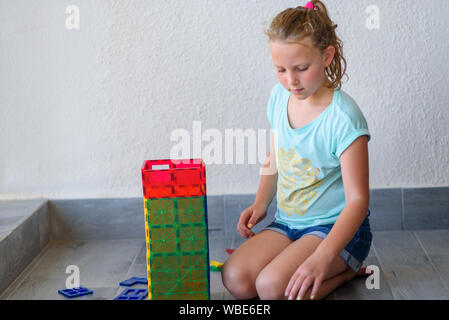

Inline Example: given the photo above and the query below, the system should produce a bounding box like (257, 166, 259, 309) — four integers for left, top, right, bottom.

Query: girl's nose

(287, 73, 299, 85)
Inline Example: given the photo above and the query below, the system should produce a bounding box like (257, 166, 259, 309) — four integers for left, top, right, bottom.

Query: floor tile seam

(114, 241, 147, 298)
(412, 231, 449, 295)
(223, 195, 229, 235)
(216, 237, 232, 301)
(400, 188, 405, 230)
(0, 241, 54, 299)
(215, 237, 235, 300)
(370, 241, 397, 300)
(210, 274, 226, 301)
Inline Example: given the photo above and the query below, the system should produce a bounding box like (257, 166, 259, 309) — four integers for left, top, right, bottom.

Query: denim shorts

(262, 210, 373, 272)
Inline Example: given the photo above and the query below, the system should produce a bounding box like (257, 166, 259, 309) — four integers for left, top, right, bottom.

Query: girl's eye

(277, 68, 308, 73)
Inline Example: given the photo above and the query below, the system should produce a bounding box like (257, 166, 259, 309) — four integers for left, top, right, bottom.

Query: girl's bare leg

(222, 230, 292, 300)
(255, 234, 357, 300)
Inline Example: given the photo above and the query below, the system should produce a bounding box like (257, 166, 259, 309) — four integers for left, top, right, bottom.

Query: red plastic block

(142, 159, 207, 199)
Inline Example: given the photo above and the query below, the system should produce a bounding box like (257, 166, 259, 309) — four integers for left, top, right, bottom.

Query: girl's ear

(323, 45, 336, 67)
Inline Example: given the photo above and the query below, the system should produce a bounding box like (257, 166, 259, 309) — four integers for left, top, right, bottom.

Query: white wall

(1, 0, 448, 200)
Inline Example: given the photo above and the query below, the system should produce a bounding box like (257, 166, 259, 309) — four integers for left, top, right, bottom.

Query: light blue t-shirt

(267, 82, 371, 230)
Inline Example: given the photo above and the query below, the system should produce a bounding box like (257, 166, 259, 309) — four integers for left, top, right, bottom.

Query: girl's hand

(237, 202, 268, 239)
(284, 248, 334, 300)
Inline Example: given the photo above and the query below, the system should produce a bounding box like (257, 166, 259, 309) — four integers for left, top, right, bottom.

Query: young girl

(222, 1, 373, 300)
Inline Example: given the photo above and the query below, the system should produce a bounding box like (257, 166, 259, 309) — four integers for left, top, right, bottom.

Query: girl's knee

(221, 261, 257, 300)
(255, 269, 286, 300)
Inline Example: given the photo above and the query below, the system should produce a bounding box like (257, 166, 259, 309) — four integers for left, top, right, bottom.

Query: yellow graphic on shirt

(277, 147, 323, 216)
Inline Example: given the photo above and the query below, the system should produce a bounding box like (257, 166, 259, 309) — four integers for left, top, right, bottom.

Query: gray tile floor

(2, 229, 449, 300)
(1, 194, 449, 300)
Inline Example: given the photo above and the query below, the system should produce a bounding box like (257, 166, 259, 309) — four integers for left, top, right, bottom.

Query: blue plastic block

(119, 277, 148, 287)
(114, 288, 148, 300)
(58, 287, 93, 298)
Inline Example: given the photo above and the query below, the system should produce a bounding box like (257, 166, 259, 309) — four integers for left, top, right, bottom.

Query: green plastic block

(144, 196, 210, 300)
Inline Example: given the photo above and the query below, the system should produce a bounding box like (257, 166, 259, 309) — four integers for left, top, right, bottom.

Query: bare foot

(356, 266, 374, 277)
(341, 266, 374, 284)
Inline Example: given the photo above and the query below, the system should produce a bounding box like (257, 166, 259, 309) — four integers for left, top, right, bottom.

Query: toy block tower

(141, 159, 210, 300)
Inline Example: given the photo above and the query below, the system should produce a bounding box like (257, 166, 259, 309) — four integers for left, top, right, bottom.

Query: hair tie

(304, 1, 315, 9)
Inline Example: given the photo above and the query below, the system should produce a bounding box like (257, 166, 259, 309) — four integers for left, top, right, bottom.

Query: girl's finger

(241, 225, 254, 238)
(247, 212, 261, 229)
(310, 277, 323, 300)
(237, 223, 249, 238)
(238, 227, 249, 239)
(296, 277, 313, 300)
(237, 212, 251, 234)
(288, 274, 305, 300)
(284, 273, 297, 297)
(237, 209, 249, 227)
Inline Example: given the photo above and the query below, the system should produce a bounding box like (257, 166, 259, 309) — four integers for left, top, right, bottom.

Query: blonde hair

(264, 0, 348, 90)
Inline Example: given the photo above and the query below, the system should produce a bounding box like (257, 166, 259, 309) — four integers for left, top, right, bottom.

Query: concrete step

(0, 199, 49, 293)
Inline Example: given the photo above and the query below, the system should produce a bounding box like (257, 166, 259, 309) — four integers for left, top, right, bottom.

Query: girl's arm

(238, 132, 278, 237)
(316, 135, 370, 258)
(254, 131, 278, 209)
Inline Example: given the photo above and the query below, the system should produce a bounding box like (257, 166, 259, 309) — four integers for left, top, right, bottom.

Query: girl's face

(269, 37, 334, 101)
